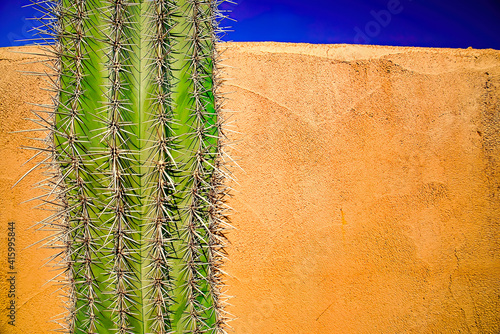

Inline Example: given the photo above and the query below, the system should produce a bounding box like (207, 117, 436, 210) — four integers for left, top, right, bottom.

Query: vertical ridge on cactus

(21, 0, 232, 333)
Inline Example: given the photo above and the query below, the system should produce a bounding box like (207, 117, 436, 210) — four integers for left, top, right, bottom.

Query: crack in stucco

(448, 249, 473, 334)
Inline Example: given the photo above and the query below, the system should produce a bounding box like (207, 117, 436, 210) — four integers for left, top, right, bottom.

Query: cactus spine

(25, 0, 230, 333)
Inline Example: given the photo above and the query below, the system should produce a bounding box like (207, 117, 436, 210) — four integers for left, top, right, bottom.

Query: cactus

(21, 0, 231, 333)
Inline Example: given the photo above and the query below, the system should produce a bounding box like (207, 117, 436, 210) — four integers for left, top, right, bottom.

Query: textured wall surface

(220, 43, 500, 334)
(0, 43, 499, 333)
(0, 46, 63, 334)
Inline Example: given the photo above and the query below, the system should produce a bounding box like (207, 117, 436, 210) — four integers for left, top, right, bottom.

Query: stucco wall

(0, 46, 63, 334)
(220, 43, 500, 334)
(0, 43, 499, 333)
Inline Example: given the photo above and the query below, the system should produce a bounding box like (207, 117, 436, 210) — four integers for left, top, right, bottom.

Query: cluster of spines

(186, 1, 224, 332)
(51, 1, 103, 333)
(98, 1, 141, 333)
(142, 0, 178, 332)
(182, 7, 209, 334)
(16, 0, 103, 333)
(20, 0, 234, 333)
(206, 19, 232, 330)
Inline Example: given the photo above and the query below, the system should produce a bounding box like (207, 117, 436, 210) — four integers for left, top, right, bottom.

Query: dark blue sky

(1, 0, 499, 49)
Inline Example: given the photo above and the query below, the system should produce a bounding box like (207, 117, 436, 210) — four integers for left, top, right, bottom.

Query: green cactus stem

(22, 0, 232, 333)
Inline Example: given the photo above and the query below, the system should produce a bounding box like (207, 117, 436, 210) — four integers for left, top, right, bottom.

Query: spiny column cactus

(23, 0, 232, 333)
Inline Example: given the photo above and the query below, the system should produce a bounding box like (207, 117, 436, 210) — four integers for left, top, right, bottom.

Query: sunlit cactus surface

(23, 0, 231, 333)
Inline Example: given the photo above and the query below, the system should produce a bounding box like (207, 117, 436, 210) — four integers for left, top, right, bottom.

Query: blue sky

(1, 0, 499, 49)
